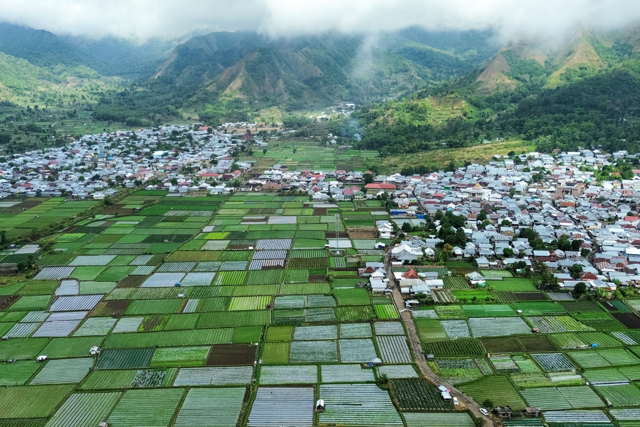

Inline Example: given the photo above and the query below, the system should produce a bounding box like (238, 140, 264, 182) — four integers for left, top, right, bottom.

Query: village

(1, 127, 640, 427)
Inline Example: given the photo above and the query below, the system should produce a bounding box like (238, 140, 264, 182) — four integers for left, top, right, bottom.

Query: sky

(1, 0, 639, 43)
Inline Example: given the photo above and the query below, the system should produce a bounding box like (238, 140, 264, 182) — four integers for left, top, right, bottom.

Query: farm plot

(173, 366, 253, 386)
(206, 344, 257, 366)
(0, 361, 41, 386)
(141, 272, 186, 287)
(69, 255, 116, 266)
(228, 296, 271, 311)
(510, 302, 566, 316)
(340, 323, 373, 338)
(30, 358, 93, 384)
(213, 271, 247, 286)
(335, 306, 375, 322)
(33, 319, 84, 337)
(46, 392, 122, 427)
(532, 353, 575, 372)
(374, 322, 404, 336)
(320, 384, 403, 426)
(443, 277, 470, 290)
(334, 288, 370, 306)
(526, 316, 593, 333)
(481, 337, 522, 353)
(610, 409, 640, 421)
(491, 356, 520, 374)
(440, 320, 471, 339)
(463, 304, 516, 317)
(174, 388, 245, 427)
(96, 348, 155, 370)
(294, 325, 338, 341)
(596, 384, 640, 407)
(469, 317, 531, 337)
(374, 304, 399, 319)
(613, 313, 640, 329)
(434, 305, 466, 319)
(339, 339, 378, 363)
(378, 365, 419, 379)
(517, 335, 557, 352)
(390, 378, 454, 411)
(542, 410, 611, 424)
(431, 358, 484, 384)
(403, 413, 475, 427)
(248, 387, 314, 427)
(259, 365, 318, 384)
(34, 267, 75, 280)
(321, 364, 375, 383)
(0, 384, 75, 418)
(459, 376, 526, 410)
(290, 341, 338, 363)
(376, 336, 412, 363)
(246, 270, 284, 285)
(151, 346, 210, 368)
(432, 289, 457, 304)
(421, 338, 485, 357)
(261, 342, 290, 364)
(107, 389, 184, 427)
(550, 333, 591, 349)
(481, 270, 513, 279)
(521, 386, 603, 410)
(488, 278, 536, 291)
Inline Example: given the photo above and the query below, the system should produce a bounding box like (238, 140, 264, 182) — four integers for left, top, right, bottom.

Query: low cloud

(1, 0, 639, 43)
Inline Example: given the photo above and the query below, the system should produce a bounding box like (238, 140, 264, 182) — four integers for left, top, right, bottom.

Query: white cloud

(0, 0, 639, 43)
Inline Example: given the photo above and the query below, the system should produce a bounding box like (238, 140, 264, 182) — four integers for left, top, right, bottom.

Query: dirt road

(384, 251, 496, 427)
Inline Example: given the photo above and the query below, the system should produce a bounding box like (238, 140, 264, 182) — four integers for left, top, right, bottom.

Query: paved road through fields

(384, 250, 496, 427)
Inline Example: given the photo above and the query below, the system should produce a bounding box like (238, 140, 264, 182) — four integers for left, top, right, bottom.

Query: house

(391, 244, 423, 262)
(467, 271, 485, 285)
(475, 256, 490, 269)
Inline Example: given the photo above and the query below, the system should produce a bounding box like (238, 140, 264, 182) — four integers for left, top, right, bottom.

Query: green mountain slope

(151, 29, 499, 109)
(0, 23, 179, 78)
(352, 28, 640, 157)
(0, 50, 121, 106)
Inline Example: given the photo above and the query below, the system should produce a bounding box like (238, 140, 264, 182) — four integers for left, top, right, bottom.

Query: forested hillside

(353, 28, 640, 155)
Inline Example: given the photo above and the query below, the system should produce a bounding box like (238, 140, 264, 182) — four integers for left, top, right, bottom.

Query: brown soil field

(514, 292, 549, 301)
(613, 313, 640, 329)
(117, 276, 147, 288)
(90, 300, 131, 317)
(206, 344, 257, 366)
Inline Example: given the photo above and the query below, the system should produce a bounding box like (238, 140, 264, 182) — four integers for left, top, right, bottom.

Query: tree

(455, 227, 467, 246)
(0, 230, 6, 247)
(573, 282, 587, 299)
(170, 178, 178, 186)
(538, 263, 560, 291)
(401, 222, 412, 233)
(503, 248, 514, 257)
(364, 173, 374, 184)
(103, 196, 113, 207)
(482, 399, 494, 409)
(442, 244, 453, 262)
(477, 210, 487, 221)
(581, 248, 591, 258)
(263, 148, 267, 154)
(569, 264, 583, 279)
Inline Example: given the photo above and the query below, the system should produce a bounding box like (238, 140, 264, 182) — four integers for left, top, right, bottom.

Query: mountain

(0, 22, 180, 78)
(152, 29, 500, 109)
(351, 27, 640, 156)
(470, 28, 639, 95)
(0, 49, 121, 106)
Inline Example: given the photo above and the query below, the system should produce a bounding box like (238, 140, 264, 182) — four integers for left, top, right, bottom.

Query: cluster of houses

(359, 150, 640, 294)
(0, 125, 251, 199)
